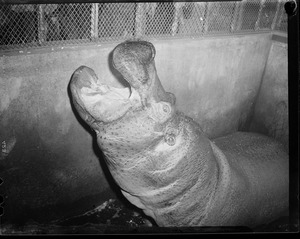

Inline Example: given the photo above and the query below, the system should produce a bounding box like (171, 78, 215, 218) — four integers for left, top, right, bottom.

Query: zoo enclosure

(0, 1, 289, 228)
(0, 0, 288, 51)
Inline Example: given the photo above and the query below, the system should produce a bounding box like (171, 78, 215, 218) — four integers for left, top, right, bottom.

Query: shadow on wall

(250, 39, 288, 152)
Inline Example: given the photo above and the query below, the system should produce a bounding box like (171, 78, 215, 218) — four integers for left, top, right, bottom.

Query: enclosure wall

(0, 33, 287, 223)
(250, 34, 288, 151)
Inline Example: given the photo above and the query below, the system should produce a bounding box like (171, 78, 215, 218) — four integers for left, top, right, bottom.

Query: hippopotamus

(69, 40, 289, 228)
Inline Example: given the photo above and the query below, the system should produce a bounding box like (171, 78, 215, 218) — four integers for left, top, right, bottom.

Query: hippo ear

(147, 41, 156, 62)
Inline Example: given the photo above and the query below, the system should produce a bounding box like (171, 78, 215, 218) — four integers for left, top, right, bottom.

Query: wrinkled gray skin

(69, 40, 289, 228)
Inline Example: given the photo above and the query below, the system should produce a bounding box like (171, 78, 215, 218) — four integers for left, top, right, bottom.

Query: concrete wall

(250, 34, 288, 152)
(154, 35, 272, 138)
(0, 33, 285, 224)
(0, 45, 120, 224)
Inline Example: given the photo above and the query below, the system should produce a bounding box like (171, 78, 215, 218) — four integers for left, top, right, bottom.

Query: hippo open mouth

(70, 40, 175, 126)
(70, 65, 138, 124)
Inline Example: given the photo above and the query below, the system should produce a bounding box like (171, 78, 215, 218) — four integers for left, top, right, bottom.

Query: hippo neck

(150, 134, 225, 226)
(110, 113, 222, 226)
(95, 108, 167, 169)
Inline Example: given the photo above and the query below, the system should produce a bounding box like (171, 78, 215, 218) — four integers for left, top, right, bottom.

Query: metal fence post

(271, 0, 282, 30)
(37, 4, 47, 45)
(135, 3, 145, 38)
(255, 0, 266, 30)
(91, 3, 99, 40)
(231, 1, 242, 32)
(203, 2, 210, 34)
(276, 3, 287, 31)
(171, 2, 184, 36)
(235, 0, 246, 31)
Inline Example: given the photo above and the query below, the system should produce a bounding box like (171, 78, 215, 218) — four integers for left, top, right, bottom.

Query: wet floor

(0, 196, 296, 234)
(54, 198, 154, 228)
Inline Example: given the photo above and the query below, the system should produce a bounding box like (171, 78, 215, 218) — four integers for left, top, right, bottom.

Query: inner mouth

(81, 82, 132, 101)
(71, 65, 141, 123)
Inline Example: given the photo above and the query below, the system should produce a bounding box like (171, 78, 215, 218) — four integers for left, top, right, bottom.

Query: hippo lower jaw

(70, 65, 143, 124)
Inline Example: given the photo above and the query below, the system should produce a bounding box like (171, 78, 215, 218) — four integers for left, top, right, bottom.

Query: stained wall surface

(250, 35, 288, 152)
(0, 33, 286, 224)
(154, 34, 272, 138)
(0, 45, 119, 224)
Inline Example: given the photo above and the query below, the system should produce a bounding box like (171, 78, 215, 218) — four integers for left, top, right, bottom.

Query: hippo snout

(112, 40, 156, 71)
(112, 40, 175, 106)
(69, 65, 137, 125)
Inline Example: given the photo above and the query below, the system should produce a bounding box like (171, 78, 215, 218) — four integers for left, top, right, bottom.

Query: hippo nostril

(161, 102, 172, 116)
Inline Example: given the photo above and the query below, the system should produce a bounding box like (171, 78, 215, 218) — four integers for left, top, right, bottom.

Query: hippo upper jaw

(112, 40, 176, 107)
(70, 66, 142, 125)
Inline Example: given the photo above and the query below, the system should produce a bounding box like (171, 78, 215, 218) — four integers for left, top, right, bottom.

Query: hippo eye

(165, 134, 176, 146)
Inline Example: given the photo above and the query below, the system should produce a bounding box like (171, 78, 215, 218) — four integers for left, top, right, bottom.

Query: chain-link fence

(0, 0, 288, 51)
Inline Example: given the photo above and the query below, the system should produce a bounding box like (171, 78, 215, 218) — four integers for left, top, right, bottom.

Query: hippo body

(69, 41, 289, 228)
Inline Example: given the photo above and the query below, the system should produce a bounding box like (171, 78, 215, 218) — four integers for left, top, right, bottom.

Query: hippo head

(69, 41, 179, 196)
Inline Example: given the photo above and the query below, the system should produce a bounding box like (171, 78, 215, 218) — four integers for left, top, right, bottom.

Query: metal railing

(0, 0, 288, 51)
